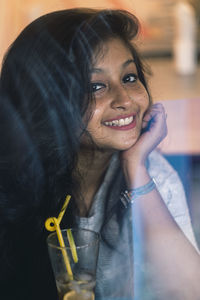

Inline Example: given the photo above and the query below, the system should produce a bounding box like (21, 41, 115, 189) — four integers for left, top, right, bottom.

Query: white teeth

(104, 116, 134, 127)
(124, 117, 130, 125)
(119, 119, 124, 126)
(112, 120, 118, 126)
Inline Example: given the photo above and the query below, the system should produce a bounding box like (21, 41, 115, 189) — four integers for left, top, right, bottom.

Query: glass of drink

(47, 228, 100, 300)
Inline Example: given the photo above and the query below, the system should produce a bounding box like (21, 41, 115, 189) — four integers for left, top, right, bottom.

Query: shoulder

(147, 150, 198, 249)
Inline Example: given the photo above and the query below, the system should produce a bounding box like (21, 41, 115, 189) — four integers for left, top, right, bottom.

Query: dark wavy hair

(0, 7, 150, 225)
(0, 8, 150, 298)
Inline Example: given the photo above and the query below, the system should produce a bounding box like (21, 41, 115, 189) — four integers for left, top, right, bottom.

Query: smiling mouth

(104, 115, 135, 127)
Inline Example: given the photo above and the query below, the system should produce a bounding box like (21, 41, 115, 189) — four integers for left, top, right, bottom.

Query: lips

(103, 114, 137, 130)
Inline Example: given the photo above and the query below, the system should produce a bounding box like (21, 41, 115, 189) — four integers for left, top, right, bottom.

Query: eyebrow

(91, 59, 135, 73)
(123, 59, 135, 68)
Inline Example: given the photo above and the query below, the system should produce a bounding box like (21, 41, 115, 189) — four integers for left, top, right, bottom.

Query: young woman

(0, 8, 199, 300)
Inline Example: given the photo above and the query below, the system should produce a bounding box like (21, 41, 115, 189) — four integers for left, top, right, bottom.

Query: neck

(76, 147, 115, 216)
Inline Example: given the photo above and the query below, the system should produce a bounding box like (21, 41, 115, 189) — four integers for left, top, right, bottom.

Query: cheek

(137, 93, 150, 116)
(86, 107, 103, 133)
(142, 96, 150, 112)
(132, 84, 150, 108)
(140, 88, 150, 109)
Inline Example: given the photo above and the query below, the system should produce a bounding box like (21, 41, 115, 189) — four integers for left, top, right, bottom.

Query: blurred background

(0, 0, 200, 245)
(0, 0, 200, 63)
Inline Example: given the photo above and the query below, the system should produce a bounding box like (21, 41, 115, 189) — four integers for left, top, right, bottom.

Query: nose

(110, 85, 133, 110)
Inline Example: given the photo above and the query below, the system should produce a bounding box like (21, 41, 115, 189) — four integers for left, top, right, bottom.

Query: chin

(119, 145, 136, 151)
(111, 141, 137, 151)
(120, 138, 138, 150)
(92, 135, 140, 152)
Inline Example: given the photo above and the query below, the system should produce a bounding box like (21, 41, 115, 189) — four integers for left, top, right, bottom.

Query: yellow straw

(45, 195, 78, 280)
(57, 195, 71, 225)
(45, 195, 72, 232)
(53, 217, 73, 280)
(67, 229, 78, 263)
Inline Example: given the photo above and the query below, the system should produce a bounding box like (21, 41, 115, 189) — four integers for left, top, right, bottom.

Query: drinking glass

(47, 228, 100, 300)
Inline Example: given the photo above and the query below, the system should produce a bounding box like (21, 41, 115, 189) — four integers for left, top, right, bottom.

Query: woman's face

(83, 38, 150, 151)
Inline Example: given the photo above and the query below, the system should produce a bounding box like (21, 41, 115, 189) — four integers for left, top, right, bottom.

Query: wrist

(123, 163, 150, 190)
(120, 178, 156, 208)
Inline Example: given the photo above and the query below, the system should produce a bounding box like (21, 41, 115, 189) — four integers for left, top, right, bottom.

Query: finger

(142, 104, 166, 129)
(143, 103, 166, 120)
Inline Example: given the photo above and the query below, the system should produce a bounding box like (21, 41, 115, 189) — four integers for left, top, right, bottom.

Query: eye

(123, 73, 138, 84)
(90, 82, 106, 93)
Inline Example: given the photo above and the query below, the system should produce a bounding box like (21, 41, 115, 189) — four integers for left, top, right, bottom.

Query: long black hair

(0, 8, 150, 299)
(0, 7, 150, 228)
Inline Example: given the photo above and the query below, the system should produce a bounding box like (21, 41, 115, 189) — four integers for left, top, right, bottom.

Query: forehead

(91, 38, 134, 67)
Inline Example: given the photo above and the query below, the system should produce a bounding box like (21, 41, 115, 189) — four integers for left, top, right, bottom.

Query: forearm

(129, 166, 200, 299)
(121, 103, 200, 298)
